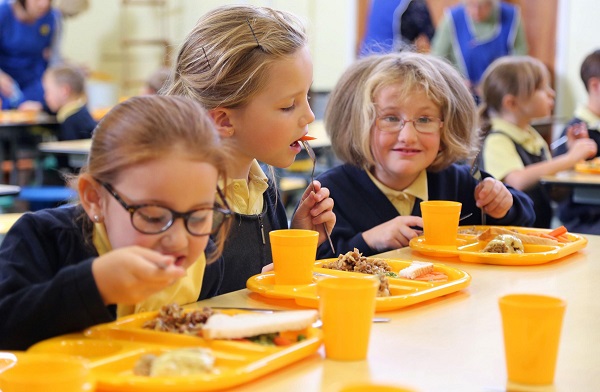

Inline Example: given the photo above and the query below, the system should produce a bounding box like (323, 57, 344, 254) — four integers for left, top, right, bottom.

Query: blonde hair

(325, 52, 478, 172)
(164, 4, 307, 110)
(76, 95, 230, 262)
(479, 55, 550, 134)
(45, 64, 86, 95)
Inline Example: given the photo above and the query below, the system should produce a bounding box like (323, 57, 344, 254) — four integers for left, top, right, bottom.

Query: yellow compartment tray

(27, 309, 322, 392)
(246, 259, 471, 312)
(409, 226, 587, 265)
(575, 158, 600, 174)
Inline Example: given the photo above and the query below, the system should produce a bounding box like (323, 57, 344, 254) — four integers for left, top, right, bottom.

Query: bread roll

(202, 310, 318, 340)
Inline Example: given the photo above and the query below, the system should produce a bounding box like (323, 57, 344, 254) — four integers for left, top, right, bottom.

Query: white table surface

(194, 235, 600, 392)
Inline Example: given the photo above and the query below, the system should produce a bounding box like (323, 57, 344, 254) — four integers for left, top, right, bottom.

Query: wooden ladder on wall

(120, 0, 170, 96)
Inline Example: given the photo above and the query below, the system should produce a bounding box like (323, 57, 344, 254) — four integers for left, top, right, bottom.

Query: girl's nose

(160, 219, 188, 248)
(397, 121, 419, 142)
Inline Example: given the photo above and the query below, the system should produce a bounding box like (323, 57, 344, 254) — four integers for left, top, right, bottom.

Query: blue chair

(17, 186, 78, 211)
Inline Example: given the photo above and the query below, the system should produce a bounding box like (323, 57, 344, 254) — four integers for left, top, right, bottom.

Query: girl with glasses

(165, 5, 336, 294)
(315, 52, 535, 258)
(0, 95, 231, 350)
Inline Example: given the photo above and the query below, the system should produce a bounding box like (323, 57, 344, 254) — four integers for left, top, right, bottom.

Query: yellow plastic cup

(499, 294, 566, 385)
(420, 200, 461, 246)
(270, 229, 319, 285)
(0, 353, 95, 392)
(317, 277, 379, 361)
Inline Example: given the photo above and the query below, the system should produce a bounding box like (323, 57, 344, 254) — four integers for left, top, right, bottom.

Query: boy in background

(43, 63, 96, 141)
(554, 49, 600, 234)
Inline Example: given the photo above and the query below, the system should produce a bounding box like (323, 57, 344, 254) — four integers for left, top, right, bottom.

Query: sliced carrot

(527, 232, 557, 240)
(273, 336, 293, 346)
(300, 135, 316, 141)
(556, 234, 570, 243)
(548, 225, 568, 238)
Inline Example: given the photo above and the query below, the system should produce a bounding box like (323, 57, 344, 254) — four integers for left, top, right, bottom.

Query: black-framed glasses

(376, 115, 443, 135)
(99, 182, 232, 236)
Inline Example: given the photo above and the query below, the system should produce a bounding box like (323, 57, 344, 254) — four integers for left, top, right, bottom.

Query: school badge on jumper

(40, 24, 50, 36)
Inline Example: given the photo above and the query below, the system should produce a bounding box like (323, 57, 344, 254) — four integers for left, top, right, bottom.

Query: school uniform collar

(366, 169, 429, 202)
(574, 105, 600, 129)
(56, 97, 87, 123)
(218, 160, 269, 215)
(491, 117, 548, 155)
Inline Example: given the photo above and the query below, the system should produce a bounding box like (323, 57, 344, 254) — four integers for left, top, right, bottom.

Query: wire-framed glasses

(99, 182, 232, 236)
(375, 115, 443, 135)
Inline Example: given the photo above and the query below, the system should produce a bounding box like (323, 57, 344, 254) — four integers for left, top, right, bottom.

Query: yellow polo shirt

(574, 105, 600, 129)
(482, 118, 551, 181)
(366, 170, 429, 216)
(220, 160, 269, 214)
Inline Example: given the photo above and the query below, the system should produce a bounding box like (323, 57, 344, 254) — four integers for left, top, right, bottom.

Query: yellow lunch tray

(409, 226, 587, 265)
(575, 158, 600, 174)
(246, 259, 471, 312)
(27, 309, 322, 392)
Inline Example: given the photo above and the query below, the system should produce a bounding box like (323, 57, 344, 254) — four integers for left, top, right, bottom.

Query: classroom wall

(61, 0, 599, 124)
(60, 0, 355, 103)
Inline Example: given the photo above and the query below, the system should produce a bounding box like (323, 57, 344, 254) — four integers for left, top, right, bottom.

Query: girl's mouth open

(174, 256, 186, 267)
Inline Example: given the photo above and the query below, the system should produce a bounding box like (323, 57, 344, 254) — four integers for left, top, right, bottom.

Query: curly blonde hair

(325, 52, 478, 172)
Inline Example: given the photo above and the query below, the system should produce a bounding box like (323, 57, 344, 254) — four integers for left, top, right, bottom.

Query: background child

(479, 55, 597, 228)
(553, 49, 600, 234)
(315, 52, 534, 258)
(165, 5, 335, 294)
(141, 66, 170, 95)
(43, 63, 97, 141)
(0, 95, 231, 350)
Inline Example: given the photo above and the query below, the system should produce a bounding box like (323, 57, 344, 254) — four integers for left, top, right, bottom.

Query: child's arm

(92, 246, 186, 305)
(290, 180, 336, 246)
(504, 138, 597, 191)
(361, 215, 423, 253)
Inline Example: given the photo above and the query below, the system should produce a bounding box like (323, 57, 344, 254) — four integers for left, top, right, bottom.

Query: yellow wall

(62, 0, 600, 125)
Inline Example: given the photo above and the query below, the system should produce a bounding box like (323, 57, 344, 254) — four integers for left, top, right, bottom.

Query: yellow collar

(56, 97, 87, 123)
(366, 170, 429, 202)
(575, 105, 600, 129)
(490, 117, 548, 156)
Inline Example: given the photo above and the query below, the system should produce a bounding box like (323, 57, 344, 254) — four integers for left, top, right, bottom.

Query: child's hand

(362, 215, 423, 252)
(566, 138, 597, 163)
(291, 180, 336, 246)
(475, 177, 513, 219)
(566, 122, 589, 149)
(0, 72, 15, 97)
(92, 246, 186, 305)
(261, 263, 274, 273)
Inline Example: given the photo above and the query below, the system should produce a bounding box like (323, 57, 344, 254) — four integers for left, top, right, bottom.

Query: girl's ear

(209, 108, 235, 138)
(79, 174, 104, 222)
(501, 94, 518, 111)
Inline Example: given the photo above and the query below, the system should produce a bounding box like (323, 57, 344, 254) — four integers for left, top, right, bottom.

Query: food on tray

(399, 261, 433, 279)
(323, 248, 392, 275)
(322, 248, 392, 296)
(478, 227, 559, 246)
(141, 304, 316, 346)
(399, 261, 448, 282)
(482, 234, 524, 253)
(142, 303, 214, 334)
(457, 226, 487, 235)
(202, 310, 318, 340)
(133, 347, 215, 377)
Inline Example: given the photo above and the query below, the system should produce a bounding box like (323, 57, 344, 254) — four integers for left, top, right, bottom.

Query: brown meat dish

(322, 248, 391, 297)
(142, 303, 214, 335)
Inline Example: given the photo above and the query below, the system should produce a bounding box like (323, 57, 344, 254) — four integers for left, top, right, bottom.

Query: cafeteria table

(193, 235, 600, 391)
(541, 170, 600, 205)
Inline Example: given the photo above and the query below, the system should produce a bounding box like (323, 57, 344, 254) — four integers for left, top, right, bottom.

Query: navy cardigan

(315, 163, 536, 258)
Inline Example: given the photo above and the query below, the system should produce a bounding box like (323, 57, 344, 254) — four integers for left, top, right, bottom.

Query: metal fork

(470, 151, 486, 226)
(301, 140, 336, 254)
